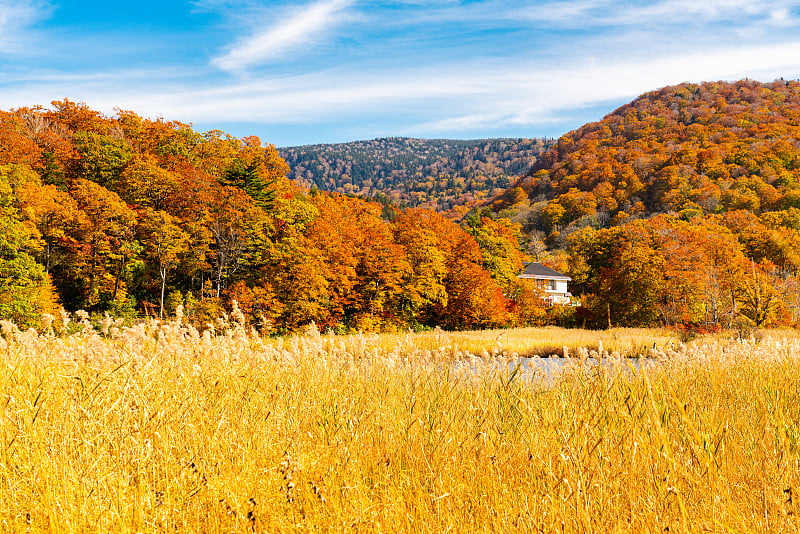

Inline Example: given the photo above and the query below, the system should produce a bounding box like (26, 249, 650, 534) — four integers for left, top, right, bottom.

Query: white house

(518, 263, 575, 305)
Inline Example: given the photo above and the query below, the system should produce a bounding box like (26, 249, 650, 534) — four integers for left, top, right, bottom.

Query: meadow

(1, 312, 799, 532)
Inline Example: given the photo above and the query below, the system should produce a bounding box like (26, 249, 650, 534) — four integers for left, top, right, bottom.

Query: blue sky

(2, 0, 800, 146)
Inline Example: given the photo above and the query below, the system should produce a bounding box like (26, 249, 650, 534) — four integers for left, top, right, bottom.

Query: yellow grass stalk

(0, 318, 798, 532)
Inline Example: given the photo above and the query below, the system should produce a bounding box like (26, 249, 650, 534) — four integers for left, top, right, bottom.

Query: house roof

(519, 263, 571, 280)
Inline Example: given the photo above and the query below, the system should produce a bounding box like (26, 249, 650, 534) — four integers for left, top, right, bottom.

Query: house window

(548, 280, 556, 291)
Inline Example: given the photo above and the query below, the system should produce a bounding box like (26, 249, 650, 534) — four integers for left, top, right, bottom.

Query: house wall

(521, 275, 572, 299)
(545, 280, 569, 295)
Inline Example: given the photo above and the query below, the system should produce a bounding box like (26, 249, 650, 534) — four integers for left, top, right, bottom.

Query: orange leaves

(569, 213, 774, 327)
(47, 99, 113, 134)
(298, 199, 514, 331)
(309, 194, 410, 329)
(224, 280, 284, 327)
(68, 179, 137, 308)
(513, 280, 548, 325)
(0, 99, 530, 332)
(15, 180, 84, 273)
(0, 111, 41, 167)
(494, 80, 800, 233)
(396, 209, 511, 329)
(554, 188, 598, 223)
(437, 254, 509, 330)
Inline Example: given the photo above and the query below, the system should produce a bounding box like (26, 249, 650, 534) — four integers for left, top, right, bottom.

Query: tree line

(5, 81, 800, 333)
(1, 101, 561, 332)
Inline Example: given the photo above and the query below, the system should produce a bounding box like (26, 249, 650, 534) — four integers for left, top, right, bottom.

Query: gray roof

(519, 263, 571, 280)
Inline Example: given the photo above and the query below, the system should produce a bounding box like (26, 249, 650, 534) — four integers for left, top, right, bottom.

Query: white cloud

(514, 0, 800, 27)
(211, 0, 354, 72)
(0, 0, 49, 53)
(768, 7, 795, 27)
(411, 41, 800, 133)
(3, 40, 800, 143)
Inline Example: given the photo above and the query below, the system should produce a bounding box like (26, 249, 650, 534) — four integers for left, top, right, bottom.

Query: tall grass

(375, 325, 679, 358)
(0, 315, 799, 532)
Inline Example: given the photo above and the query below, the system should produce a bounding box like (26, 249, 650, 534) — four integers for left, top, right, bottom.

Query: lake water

(452, 356, 646, 380)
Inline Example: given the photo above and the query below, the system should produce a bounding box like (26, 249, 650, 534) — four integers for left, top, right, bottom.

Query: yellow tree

(262, 234, 330, 330)
(16, 179, 86, 274)
(117, 154, 180, 212)
(569, 223, 665, 327)
(736, 262, 781, 327)
(463, 212, 528, 294)
(0, 172, 58, 325)
(71, 130, 133, 188)
(392, 208, 449, 325)
(140, 210, 189, 319)
(69, 179, 137, 309)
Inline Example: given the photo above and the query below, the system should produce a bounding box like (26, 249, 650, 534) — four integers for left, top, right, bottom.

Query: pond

(452, 355, 648, 379)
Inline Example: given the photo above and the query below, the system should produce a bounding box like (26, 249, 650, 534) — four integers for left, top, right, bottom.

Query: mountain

(280, 137, 551, 211)
(489, 79, 800, 245)
(484, 79, 800, 328)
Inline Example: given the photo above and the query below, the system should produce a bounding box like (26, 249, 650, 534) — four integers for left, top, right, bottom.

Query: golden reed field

(1, 309, 800, 533)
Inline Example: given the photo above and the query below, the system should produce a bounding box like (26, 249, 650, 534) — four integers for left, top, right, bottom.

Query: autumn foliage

(0, 100, 525, 330)
(496, 80, 800, 224)
(8, 81, 800, 332)
(491, 79, 800, 329)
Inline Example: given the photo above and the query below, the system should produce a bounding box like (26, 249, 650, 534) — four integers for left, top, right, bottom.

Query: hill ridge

(280, 136, 552, 211)
(489, 79, 800, 243)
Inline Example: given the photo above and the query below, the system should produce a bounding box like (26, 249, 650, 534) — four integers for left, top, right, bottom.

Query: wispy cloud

(0, 0, 50, 53)
(2, 0, 800, 144)
(410, 41, 800, 134)
(211, 0, 354, 72)
(513, 0, 800, 28)
(8, 41, 800, 136)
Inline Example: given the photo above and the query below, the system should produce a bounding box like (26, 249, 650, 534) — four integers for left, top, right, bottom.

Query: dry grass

(1, 315, 800, 532)
(375, 325, 679, 359)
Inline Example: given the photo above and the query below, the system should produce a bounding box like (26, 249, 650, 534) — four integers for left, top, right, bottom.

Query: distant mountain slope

(490, 79, 800, 242)
(280, 137, 551, 211)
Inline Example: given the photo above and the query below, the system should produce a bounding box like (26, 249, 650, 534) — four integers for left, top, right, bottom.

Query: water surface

(453, 356, 646, 379)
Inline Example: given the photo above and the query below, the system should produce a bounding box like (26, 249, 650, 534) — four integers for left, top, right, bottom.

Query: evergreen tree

(222, 159, 277, 210)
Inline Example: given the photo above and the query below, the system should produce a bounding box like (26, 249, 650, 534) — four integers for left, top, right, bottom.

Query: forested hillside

(280, 137, 550, 211)
(490, 79, 800, 328)
(0, 101, 542, 332)
(6, 80, 800, 333)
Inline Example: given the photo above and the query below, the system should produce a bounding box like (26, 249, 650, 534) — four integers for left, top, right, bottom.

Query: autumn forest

(280, 137, 551, 211)
(3, 79, 800, 332)
(0, 99, 525, 332)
